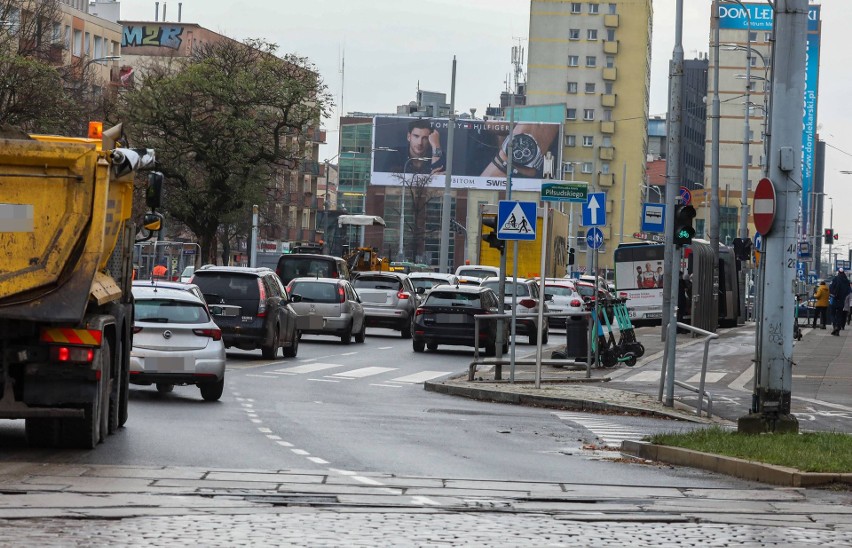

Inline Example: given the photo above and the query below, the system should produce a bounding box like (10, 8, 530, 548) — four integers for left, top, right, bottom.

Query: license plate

(436, 313, 470, 324)
(645, 313, 662, 319)
(147, 356, 193, 372)
(307, 315, 324, 329)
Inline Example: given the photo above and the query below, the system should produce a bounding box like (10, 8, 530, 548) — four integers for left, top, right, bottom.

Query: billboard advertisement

(718, 3, 820, 31)
(370, 116, 561, 192)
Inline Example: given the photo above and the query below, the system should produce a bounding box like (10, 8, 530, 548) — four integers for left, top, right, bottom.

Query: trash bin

(563, 315, 589, 360)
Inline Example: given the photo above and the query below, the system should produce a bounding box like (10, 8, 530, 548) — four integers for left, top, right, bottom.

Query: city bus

(614, 241, 740, 327)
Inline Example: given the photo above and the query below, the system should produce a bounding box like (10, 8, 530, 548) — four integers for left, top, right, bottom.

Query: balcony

(603, 68, 617, 81)
(604, 14, 619, 28)
(599, 147, 615, 161)
(598, 173, 615, 187)
(603, 40, 618, 55)
(300, 160, 320, 176)
(601, 94, 616, 107)
(600, 121, 615, 134)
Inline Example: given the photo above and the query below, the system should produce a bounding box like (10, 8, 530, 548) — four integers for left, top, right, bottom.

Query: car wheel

(341, 322, 353, 345)
(354, 320, 366, 343)
(542, 328, 549, 345)
(200, 377, 225, 402)
(427, 342, 438, 351)
(502, 342, 509, 354)
(528, 328, 537, 345)
(156, 383, 174, 394)
(261, 327, 280, 359)
(401, 321, 412, 339)
(412, 340, 425, 352)
(283, 330, 299, 358)
(484, 342, 496, 356)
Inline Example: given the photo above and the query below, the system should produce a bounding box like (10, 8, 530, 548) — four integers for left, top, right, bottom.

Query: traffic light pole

(739, 0, 807, 434)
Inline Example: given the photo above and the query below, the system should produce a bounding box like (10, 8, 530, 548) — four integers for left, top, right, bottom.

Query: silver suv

(480, 277, 549, 345)
(287, 278, 366, 344)
(351, 272, 419, 338)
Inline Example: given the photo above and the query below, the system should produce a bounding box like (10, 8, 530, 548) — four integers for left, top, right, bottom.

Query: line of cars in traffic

(128, 253, 611, 400)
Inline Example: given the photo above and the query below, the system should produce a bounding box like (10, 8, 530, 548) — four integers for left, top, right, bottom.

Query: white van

(454, 264, 500, 280)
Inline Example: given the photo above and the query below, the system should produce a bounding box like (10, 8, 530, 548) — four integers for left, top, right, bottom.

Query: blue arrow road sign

(753, 233, 763, 252)
(497, 200, 537, 241)
(582, 192, 606, 227)
(586, 227, 604, 250)
(641, 203, 666, 233)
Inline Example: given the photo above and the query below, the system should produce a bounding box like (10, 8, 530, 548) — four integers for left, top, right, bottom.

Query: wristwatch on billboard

(491, 133, 544, 175)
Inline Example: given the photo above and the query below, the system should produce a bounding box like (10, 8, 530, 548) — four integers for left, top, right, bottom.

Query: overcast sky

(121, 0, 852, 255)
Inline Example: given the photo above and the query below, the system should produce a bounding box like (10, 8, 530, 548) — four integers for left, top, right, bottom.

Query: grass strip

(648, 426, 852, 473)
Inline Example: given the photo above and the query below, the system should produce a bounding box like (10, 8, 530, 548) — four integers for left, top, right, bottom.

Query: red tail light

(397, 291, 410, 300)
(49, 346, 95, 364)
(519, 298, 536, 309)
(570, 299, 582, 307)
(339, 285, 346, 303)
(257, 279, 267, 317)
(193, 328, 222, 341)
(415, 308, 425, 316)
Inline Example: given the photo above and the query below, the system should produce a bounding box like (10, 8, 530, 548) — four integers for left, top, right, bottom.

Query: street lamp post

(399, 156, 430, 261)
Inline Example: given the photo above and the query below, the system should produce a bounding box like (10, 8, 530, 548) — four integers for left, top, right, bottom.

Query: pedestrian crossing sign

(497, 201, 537, 241)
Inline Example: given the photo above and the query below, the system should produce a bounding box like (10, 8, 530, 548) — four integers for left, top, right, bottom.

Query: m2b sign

(370, 116, 562, 191)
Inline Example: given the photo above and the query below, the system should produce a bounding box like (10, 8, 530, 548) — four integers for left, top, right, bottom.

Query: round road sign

(753, 178, 776, 236)
(679, 186, 692, 206)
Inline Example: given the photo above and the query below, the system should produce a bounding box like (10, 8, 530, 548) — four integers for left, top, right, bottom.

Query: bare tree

(392, 172, 441, 263)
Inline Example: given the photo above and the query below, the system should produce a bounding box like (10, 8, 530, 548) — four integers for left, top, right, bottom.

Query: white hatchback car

(130, 286, 227, 401)
(542, 279, 585, 328)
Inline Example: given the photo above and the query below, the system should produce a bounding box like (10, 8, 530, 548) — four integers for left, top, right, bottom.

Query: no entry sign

(753, 178, 776, 236)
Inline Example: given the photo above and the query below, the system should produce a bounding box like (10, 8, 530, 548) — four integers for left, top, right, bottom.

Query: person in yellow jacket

(813, 280, 829, 329)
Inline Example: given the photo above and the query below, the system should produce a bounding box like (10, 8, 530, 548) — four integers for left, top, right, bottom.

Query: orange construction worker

(152, 259, 168, 278)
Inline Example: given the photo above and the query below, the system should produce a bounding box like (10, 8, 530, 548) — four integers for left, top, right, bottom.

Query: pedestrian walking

(812, 281, 829, 329)
(844, 291, 852, 329)
(152, 258, 168, 279)
(828, 269, 851, 336)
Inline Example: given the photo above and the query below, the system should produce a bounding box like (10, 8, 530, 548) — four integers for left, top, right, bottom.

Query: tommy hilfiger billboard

(719, 3, 821, 222)
(370, 117, 562, 191)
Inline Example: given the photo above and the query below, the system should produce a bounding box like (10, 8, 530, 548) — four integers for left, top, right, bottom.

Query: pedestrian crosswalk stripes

(329, 366, 397, 379)
(553, 412, 646, 448)
(685, 372, 727, 384)
(386, 371, 450, 384)
(259, 362, 450, 386)
(274, 362, 346, 375)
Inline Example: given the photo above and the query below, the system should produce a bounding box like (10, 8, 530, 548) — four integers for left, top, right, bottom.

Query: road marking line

(685, 372, 727, 384)
(258, 427, 272, 433)
(370, 384, 403, 388)
(411, 496, 442, 506)
(242, 403, 253, 407)
(388, 370, 450, 384)
(307, 457, 329, 464)
(235, 397, 244, 401)
(793, 396, 852, 413)
(330, 366, 397, 379)
(339, 352, 358, 356)
(291, 449, 310, 456)
(298, 358, 317, 362)
(729, 367, 754, 393)
(377, 346, 394, 350)
(245, 374, 277, 378)
(247, 414, 258, 419)
(276, 441, 293, 447)
(309, 378, 340, 383)
(250, 419, 262, 424)
(275, 362, 346, 374)
(352, 475, 384, 486)
(266, 435, 281, 441)
(621, 371, 660, 382)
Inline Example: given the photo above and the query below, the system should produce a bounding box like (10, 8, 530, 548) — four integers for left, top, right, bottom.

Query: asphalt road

(0, 327, 742, 491)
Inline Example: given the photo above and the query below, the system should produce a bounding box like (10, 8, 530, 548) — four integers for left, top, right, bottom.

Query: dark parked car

(191, 266, 299, 359)
(412, 285, 508, 355)
(276, 254, 350, 286)
(351, 271, 419, 338)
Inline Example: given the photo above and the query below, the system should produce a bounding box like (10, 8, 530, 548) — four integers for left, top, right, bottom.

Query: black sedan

(412, 285, 508, 355)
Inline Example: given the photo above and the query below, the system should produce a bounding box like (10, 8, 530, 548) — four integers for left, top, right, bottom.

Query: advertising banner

(718, 3, 820, 31)
(371, 116, 561, 191)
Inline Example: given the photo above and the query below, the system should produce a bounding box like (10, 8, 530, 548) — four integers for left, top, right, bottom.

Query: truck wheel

(60, 340, 108, 449)
(26, 418, 60, 448)
(108, 338, 123, 434)
(200, 377, 225, 402)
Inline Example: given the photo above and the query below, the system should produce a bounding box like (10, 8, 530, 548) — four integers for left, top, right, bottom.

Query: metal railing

(658, 322, 718, 417)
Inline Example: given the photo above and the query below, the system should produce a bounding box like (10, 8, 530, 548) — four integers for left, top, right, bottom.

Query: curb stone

(621, 440, 852, 487)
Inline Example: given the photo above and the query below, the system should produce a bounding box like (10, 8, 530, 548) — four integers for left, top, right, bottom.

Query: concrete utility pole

(739, 0, 808, 434)
(708, 0, 721, 330)
(661, 0, 684, 341)
(439, 57, 457, 273)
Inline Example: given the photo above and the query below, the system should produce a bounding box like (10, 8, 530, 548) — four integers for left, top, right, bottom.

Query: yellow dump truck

(0, 124, 157, 448)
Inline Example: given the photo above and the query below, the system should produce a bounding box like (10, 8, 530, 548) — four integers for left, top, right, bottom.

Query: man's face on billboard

(408, 127, 431, 157)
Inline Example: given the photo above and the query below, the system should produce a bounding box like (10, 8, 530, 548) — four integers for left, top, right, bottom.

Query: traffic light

(672, 204, 697, 246)
(567, 246, 576, 266)
(481, 216, 505, 252)
(825, 228, 834, 245)
(732, 238, 752, 261)
(146, 171, 163, 209)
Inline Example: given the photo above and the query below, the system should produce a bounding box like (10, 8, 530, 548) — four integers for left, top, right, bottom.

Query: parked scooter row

(587, 296, 645, 368)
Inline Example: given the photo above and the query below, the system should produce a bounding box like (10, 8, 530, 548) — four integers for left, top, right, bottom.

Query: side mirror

(290, 294, 302, 303)
(142, 212, 162, 232)
(416, 287, 426, 295)
(146, 172, 163, 209)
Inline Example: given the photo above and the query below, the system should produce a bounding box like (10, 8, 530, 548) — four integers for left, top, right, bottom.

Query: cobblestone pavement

(2, 513, 852, 546)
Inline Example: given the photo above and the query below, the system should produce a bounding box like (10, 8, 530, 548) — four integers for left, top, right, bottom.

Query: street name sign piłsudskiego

(541, 182, 588, 203)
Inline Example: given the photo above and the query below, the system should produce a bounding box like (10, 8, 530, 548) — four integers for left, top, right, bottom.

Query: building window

(749, 56, 758, 67)
(583, 136, 594, 147)
(84, 32, 90, 55)
(582, 162, 593, 174)
(606, 56, 615, 68)
(568, 55, 579, 67)
(564, 162, 575, 174)
(569, 28, 580, 40)
(608, 3, 617, 14)
(604, 82, 614, 94)
(64, 25, 71, 48)
(606, 28, 616, 41)
(94, 36, 103, 59)
(749, 31, 758, 42)
(585, 82, 596, 94)
(583, 109, 595, 121)
(589, 3, 599, 14)
(602, 136, 612, 147)
(571, 2, 582, 13)
(52, 23, 61, 44)
(764, 32, 773, 42)
(586, 56, 597, 67)
(567, 82, 578, 94)
(567, 135, 577, 147)
(603, 109, 613, 121)
(601, 163, 611, 174)
(567, 108, 577, 120)
(587, 29, 598, 40)
(72, 29, 82, 56)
